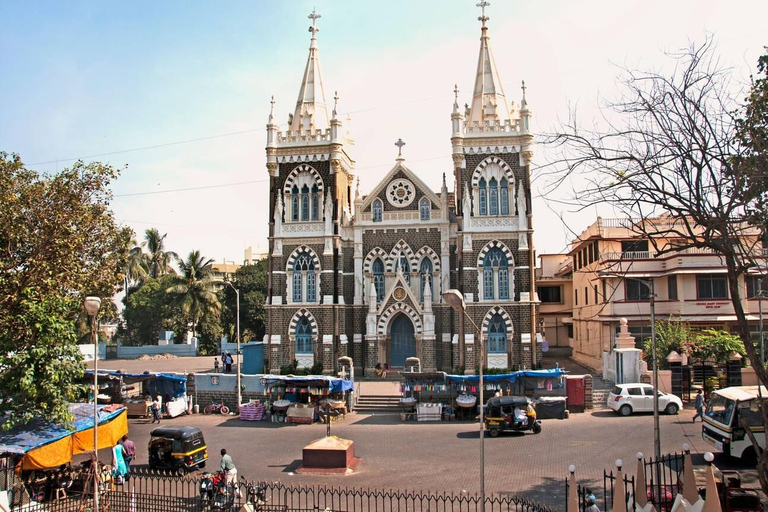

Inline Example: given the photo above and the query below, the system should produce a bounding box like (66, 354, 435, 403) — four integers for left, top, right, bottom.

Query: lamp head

(84, 296, 101, 317)
(615, 459, 623, 470)
(568, 464, 576, 474)
(683, 443, 690, 454)
(704, 452, 714, 463)
(442, 289, 466, 312)
(636, 452, 643, 461)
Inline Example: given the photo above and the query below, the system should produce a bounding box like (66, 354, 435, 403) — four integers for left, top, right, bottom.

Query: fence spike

(635, 454, 647, 507)
(681, 450, 697, 504)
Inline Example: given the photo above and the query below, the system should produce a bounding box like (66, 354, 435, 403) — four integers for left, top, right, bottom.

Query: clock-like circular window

(393, 287, 406, 301)
(386, 179, 415, 207)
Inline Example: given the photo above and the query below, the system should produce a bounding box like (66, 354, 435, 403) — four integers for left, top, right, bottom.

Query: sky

(2, 1, 767, 266)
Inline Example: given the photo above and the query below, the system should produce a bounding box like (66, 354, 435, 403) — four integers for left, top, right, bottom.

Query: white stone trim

(521, 333, 531, 344)
(487, 354, 506, 369)
(271, 296, 283, 305)
(340, 334, 348, 345)
(353, 334, 362, 343)
(296, 353, 314, 368)
(323, 335, 334, 345)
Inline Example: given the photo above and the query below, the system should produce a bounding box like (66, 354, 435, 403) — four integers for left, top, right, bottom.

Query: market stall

(83, 370, 189, 418)
(261, 375, 354, 425)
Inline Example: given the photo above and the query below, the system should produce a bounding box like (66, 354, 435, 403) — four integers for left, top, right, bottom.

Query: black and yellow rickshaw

(484, 396, 542, 437)
(148, 426, 207, 472)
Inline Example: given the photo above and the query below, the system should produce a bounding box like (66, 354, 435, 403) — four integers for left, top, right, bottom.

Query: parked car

(607, 383, 682, 416)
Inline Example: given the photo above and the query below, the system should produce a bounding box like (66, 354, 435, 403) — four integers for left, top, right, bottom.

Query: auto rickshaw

(148, 426, 208, 472)
(484, 396, 542, 437)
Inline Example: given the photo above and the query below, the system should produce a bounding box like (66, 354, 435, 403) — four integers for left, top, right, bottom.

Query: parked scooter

(199, 471, 236, 510)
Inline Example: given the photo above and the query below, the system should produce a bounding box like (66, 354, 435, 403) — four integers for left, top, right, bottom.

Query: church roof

(465, 2, 511, 126)
(289, 9, 330, 133)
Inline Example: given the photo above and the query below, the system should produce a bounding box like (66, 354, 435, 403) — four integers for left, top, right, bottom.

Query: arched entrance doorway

(390, 314, 416, 368)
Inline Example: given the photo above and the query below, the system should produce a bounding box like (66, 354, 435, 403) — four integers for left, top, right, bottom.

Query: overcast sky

(2, 1, 766, 265)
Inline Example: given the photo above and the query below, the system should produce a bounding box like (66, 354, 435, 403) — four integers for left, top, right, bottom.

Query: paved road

(118, 405, 752, 508)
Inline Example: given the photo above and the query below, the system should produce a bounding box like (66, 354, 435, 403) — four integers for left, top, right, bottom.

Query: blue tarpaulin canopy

(85, 370, 187, 397)
(261, 375, 354, 393)
(445, 368, 565, 383)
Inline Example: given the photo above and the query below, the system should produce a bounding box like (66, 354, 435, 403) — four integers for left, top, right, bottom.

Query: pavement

(88, 354, 760, 509)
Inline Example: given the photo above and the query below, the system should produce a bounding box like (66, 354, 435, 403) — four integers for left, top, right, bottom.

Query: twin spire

(278, 4, 526, 133)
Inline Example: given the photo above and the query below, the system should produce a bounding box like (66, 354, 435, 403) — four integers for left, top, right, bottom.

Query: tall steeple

(466, 1, 511, 126)
(289, 9, 330, 133)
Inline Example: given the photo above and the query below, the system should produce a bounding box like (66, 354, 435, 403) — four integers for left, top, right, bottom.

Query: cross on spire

(521, 80, 527, 97)
(394, 138, 406, 157)
(308, 9, 321, 36)
(476, 1, 490, 29)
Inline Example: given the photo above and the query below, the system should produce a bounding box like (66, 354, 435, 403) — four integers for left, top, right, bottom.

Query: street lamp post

(224, 282, 241, 409)
(640, 279, 662, 505)
(84, 296, 101, 512)
(443, 289, 485, 512)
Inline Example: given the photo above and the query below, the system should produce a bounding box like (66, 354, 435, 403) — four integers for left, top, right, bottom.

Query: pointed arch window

(420, 258, 433, 302)
(295, 316, 313, 354)
(420, 197, 431, 221)
(292, 251, 316, 303)
(311, 184, 319, 221)
(500, 178, 509, 215)
(483, 247, 509, 301)
(373, 258, 385, 302)
(300, 184, 310, 221)
(489, 178, 498, 216)
(291, 185, 299, 222)
(372, 199, 383, 222)
(397, 252, 410, 284)
(478, 178, 487, 216)
(487, 314, 508, 353)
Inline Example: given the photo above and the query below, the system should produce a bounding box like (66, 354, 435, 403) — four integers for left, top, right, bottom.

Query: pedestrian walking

(224, 352, 233, 373)
(693, 389, 705, 422)
(214, 357, 220, 373)
(151, 396, 162, 423)
(220, 448, 240, 497)
(121, 435, 135, 478)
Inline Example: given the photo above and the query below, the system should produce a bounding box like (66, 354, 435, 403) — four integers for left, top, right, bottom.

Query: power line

(114, 179, 269, 198)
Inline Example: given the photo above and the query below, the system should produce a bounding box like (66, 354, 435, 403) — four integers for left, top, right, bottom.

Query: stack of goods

(417, 403, 443, 422)
(239, 401, 266, 421)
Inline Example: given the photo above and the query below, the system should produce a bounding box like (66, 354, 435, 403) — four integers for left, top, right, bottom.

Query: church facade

(264, 5, 541, 376)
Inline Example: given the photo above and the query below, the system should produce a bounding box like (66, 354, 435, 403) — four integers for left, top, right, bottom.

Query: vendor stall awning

(0, 403, 128, 470)
(261, 375, 353, 393)
(445, 368, 565, 384)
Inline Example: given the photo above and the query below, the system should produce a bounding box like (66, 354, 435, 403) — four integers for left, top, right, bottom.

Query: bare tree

(544, 38, 768, 490)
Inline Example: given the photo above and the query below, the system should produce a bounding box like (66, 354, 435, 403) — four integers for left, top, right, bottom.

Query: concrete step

(354, 394, 403, 413)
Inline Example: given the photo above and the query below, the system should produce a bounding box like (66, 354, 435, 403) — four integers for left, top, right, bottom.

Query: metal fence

(564, 471, 634, 512)
(8, 467, 558, 512)
(643, 452, 685, 512)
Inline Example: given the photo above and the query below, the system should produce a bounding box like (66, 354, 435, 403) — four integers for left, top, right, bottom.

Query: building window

(747, 275, 767, 299)
(626, 278, 651, 301)
(483, 247, 509, 301)
(594, 285, 599, 304)
(575, 288, 578, 306)
(291, 185, 299, 221)
(697, 274, 728, 300)
(300, 184, 310, 221)
(292, 251, 316, 303)
(538, 286, 562, 304)
(478, 178, 487, 216)
(585, 287, 589, 305)
(372, 199, 383, 222)
(311, 184, 319, 221)
(420, 258, 433, 301)
(373, 258, 385, 302)
(295, 316, 313, 354)
(500, 178, 509, 215)
(397, 253, 410, 284)
(668, 275, 678, 300)
(487, 314, 507, 354)
(420, 197, 431, 221)
(489, 178, 498, 216)
(621, 240, 649, 258)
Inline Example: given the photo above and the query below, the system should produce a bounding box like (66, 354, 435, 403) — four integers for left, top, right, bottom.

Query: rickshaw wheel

(199, 461, 206, 469)
(489, 428, 500, 438)
(533, 422, 542, 434)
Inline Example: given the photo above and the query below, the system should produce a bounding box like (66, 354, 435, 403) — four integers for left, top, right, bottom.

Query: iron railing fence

(564, 471, 634, 512)
(643, 452, 685, 512)
(9, 467, 558, 512)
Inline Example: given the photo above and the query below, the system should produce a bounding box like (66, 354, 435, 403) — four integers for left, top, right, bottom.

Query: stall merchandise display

(239, 401, 266, 421)
(399, 383, 448, 393)
(417, 403, 443, 422)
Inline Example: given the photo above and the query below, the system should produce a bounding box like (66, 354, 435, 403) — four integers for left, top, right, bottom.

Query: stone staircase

(591, 379, 615, 409)
(353, 394, 402, 414)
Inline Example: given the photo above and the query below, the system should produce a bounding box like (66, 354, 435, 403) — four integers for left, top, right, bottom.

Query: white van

(702, 385, 766, 460)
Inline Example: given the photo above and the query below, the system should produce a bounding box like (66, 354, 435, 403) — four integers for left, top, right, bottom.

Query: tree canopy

(0, 153, 128, 428)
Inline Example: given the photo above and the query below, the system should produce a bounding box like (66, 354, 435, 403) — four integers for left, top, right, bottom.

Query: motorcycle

(199, 471, 236, 510)
(203, 399, 230, 415)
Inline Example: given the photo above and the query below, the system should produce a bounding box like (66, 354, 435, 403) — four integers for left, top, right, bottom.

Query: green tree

(142, 228, 177, 279)
(166, 250, 221, 344)
(118, 229, 147, 296)
(687, 329, 746, 364)
(642, 318, 693, 369)
(122, 275, 178, 345)
(220, 259, 268, 343)
(0, 153, 127, 428)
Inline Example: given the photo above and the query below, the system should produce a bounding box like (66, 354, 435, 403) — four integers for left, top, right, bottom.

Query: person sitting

(375, 362, 383, 376)
(514, 406, 527, 427)
(381, 363, 389, 378)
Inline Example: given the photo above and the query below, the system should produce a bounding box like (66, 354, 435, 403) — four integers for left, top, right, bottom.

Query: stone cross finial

(269, 96, 275, 122)
(394, 138, 406, 157)
(333, 91, 339, 116)
(476, 1, 490, 28)
(308, 9, 321, 36)
(521, 80, 527, 98)
(454, 84, 459, 103)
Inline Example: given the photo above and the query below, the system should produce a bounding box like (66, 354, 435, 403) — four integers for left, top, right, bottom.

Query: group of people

(214, 352, 234, 373)
(374, 362, 389, 378)
(112, 435, 135, 484)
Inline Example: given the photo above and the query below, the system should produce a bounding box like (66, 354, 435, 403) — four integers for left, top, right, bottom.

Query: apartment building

(536, 254, 574, 351)
(567, 217, 767, 370)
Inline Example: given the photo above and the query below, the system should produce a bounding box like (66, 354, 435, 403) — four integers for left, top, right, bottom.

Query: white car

(607, 383, 683, 416)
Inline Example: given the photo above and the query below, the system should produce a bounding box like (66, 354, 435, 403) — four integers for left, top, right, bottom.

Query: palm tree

(143, 228, 177, 278)
(166, 250, 220, 341)
(118, 229, 148, 295)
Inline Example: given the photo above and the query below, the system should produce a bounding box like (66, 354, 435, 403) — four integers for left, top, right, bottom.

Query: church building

(264, 4, 540, 376)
